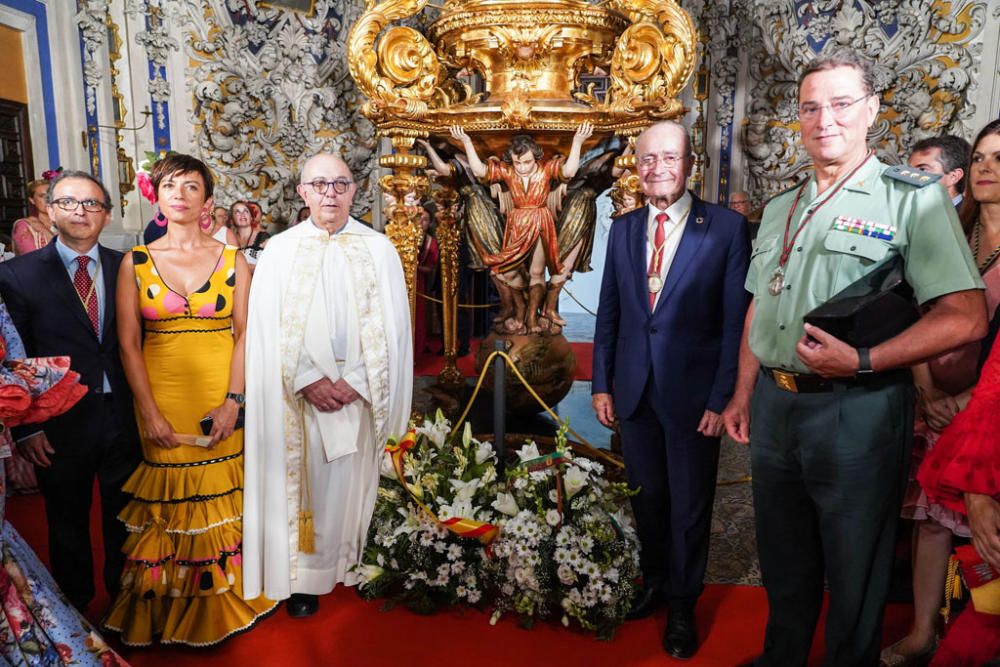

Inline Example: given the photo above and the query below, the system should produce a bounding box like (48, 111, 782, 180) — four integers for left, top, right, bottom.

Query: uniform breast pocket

(823, 230, 891, 264)
(749, 236, 779, 294)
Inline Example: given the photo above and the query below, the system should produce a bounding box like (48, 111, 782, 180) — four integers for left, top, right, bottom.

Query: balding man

(592, 121, 750, 658)
(242, 154, 413, 618)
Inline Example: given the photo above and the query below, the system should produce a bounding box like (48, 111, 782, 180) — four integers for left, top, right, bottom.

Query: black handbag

(803, 254, 919, 348)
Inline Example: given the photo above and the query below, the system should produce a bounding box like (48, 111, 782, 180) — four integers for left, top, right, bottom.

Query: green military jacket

(746, 156, 983, 373)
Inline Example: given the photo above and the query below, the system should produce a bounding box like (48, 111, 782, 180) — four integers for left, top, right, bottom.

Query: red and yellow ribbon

(386, 430, 499, 545)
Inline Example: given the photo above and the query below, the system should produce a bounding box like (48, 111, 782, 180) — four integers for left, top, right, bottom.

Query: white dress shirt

(645, 190, 692, 310)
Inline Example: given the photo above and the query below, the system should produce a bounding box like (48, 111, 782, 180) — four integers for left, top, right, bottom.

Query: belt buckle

(772, 369, 799, 393)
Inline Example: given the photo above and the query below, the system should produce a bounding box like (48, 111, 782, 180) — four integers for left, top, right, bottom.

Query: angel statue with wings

(421, 123, 620, 336)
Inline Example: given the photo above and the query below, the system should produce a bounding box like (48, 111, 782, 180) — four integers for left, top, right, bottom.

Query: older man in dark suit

(592, 121, 750, 658)
(0, 170, 140, 612)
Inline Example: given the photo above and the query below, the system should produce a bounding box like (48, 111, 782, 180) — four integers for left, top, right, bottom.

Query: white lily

(563, 465, 590, 499)
(492, 492, 519, 516)
(515, 442, 541, 462)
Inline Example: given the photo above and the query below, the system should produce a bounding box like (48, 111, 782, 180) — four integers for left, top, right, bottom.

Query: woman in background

(11, 178, 54, 256)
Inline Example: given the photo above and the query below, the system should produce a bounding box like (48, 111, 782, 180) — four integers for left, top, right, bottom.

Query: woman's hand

(203, 398, 240, 449)
(966, 493, 1000, 570)
(142, 409, 179, 449)
(921, 394, 960, 431)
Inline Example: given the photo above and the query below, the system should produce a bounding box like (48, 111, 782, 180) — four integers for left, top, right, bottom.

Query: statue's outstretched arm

(450, 126, 488, 179)
(561, 122, 594, 181)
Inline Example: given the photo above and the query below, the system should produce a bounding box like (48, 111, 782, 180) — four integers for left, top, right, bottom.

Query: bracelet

(225, 392, 245, 405)
(856, 347, 874, 375)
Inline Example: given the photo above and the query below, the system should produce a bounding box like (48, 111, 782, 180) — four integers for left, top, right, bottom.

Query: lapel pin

(695, 216, 704, 225)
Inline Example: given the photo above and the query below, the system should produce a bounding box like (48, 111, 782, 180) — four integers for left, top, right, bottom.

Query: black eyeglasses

(304, 179, 354, 195)
(52, 197, 110, 213)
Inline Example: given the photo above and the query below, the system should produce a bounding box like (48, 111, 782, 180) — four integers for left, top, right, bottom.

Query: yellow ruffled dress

(103, 245, 276, 646)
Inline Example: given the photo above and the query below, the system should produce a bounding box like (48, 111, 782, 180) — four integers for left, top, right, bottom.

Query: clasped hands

(301, 377, 361, 413)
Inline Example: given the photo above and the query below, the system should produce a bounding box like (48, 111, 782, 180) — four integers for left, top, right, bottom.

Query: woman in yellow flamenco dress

(103, 153, 276, 646)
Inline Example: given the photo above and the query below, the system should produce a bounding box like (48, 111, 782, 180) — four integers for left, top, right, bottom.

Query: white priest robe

(242, 218, 412, 600)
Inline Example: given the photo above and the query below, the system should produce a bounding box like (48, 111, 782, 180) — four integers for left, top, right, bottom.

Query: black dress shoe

(662, 607, 698, 659)
(624, 587, 665, 621)
(286, 593, 319, 618)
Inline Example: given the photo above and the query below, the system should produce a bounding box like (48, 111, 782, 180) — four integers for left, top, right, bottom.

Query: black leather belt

(760, 366, 908, 393)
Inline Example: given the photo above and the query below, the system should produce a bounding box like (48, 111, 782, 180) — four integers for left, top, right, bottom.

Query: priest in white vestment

(242, 154, 412, 617)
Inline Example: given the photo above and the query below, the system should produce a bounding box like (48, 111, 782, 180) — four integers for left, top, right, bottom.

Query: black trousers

(35, 393, 140, 610)
(618, 379, 720, 609)
(750, 371, 913, 667)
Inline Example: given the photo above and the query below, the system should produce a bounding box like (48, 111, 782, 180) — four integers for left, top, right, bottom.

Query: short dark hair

(504, 135, 544, 163)
(799, 48, 877, 97)
(911, 135, 971, 192)
(46, 170, 112, 210)
(150, 152, 215, 198)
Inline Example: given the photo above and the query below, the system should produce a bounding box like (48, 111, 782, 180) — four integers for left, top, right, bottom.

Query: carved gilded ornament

(348, 0, 697, 152)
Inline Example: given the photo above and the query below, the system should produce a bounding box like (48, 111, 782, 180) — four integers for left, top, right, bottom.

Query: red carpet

(5, 489, 914, 666)
(415, 339, 594, 381)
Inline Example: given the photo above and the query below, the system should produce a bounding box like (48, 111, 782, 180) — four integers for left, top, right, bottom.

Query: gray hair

(636, 121, 693, 157)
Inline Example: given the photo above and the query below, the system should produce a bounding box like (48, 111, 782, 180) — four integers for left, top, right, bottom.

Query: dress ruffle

(104, 450, 276, 647)
(919, 343, 1000, 514)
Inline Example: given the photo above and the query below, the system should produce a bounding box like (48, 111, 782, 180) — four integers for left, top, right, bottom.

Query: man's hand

(966, 493, 1000, 570)
(301, 377, 361, 413)
(697, 410, 724, 437)
(572, 121, 594, 145)
(592, 392, 616, 428)
(796, 323, 861, 378)
(17, 432, 54, 467)
(722, 394, 751, 445)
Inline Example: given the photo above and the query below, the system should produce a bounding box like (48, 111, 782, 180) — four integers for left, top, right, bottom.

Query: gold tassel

(298, 510, 316, 554)
(941, 555, 963, 624)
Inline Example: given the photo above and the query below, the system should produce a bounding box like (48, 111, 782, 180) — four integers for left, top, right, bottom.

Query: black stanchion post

(493, 339, 506, 470)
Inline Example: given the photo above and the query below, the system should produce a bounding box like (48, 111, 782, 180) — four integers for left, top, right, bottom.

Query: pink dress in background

(903, 263, 1000, 534)
(10, 217, 53, 256)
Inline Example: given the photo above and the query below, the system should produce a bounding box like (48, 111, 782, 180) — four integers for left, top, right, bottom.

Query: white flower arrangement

(356, 412, 639, 638)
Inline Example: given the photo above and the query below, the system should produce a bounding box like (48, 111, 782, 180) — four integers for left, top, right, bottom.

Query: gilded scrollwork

(347, 0, 445, 123)
(589, 1, 696, 119)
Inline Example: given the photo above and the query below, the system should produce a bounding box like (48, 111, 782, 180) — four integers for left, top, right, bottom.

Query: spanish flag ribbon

(386, 430, 499, 545)
(518, 451, 569, 472)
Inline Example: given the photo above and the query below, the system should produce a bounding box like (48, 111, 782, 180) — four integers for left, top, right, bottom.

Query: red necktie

(73, 256, 99, 335)
(648, 212, 668, 309)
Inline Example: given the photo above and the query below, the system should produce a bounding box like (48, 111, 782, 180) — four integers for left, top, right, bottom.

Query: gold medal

(767, 267, 785, 296)
(648, 274, 663, 293)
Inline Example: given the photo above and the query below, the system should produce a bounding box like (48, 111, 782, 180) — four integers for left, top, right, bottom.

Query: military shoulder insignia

(884, 165, 941, 187)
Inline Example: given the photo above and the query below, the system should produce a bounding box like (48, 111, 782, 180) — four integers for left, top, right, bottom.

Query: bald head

(296, 153, 356, 233)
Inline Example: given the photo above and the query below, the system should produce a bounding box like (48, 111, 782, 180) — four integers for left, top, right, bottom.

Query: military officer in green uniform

(722, 49, 987, 667)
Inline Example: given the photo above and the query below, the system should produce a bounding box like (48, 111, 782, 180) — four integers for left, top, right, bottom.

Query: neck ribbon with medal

(768, 152, 875, 296)
(647, 206, 690, 296)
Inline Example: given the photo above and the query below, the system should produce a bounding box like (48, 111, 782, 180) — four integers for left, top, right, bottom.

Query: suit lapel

(654, 195, 709, 311)
(627, 206, 651, 313)
(42, 243, 99, 340)
(99, 245, 117, 342)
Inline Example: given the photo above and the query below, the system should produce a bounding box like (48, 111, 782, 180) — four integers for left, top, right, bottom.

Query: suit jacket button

(650, 327, 658, 334)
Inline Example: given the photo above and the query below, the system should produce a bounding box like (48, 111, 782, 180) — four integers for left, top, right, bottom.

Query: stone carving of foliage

(168, 0, 376, 222)
(76, 0, 111, 117)
(125, 0, 180, 131)
(739, 0, 987, 200)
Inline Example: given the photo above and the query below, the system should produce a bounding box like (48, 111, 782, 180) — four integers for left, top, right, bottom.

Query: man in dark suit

(592, 121, 750, 659)
(0, 170, 140, 612)
(908, 135, 970, 209)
